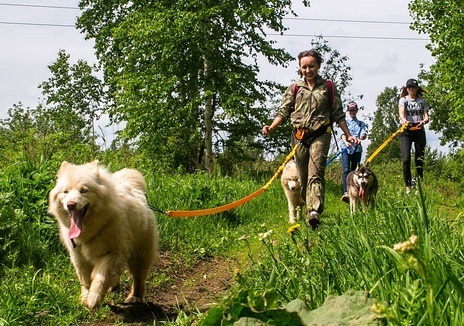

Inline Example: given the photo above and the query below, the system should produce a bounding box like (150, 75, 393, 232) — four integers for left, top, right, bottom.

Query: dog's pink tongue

(359, 187, 365, 199)
(69, 211, 83, 239)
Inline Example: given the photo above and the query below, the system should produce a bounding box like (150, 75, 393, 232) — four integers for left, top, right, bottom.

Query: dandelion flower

(371, 302, 387, 314)
(287, 224, 301, 234)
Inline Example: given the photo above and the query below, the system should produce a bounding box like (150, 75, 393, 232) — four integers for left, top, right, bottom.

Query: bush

(0, 156, 61, 269)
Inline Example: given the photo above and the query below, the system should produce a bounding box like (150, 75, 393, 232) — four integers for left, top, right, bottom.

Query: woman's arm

(262, 116, 283, 135)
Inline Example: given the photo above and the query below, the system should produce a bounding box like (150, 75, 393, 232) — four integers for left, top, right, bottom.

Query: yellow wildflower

(287, 224, 301, 234)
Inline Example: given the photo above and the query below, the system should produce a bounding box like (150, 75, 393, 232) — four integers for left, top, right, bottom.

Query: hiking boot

(306, 211, 320, 231)
(341, 193, 349, 204)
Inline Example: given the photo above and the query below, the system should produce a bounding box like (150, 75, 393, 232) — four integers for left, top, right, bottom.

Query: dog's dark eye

(80, 188, 88, 194)
(64, 190, 68, 194)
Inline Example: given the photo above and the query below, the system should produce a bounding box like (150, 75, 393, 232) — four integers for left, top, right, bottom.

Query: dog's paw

(79, 289, 89, 304)
(124, 296, 142, 304)
(84, 292, 103, 310)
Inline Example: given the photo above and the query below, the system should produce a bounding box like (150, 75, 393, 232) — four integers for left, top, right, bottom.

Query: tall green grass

(203, 179, 464, 325)
(1, 154, 463, 325)
(0, 156, 287, 324)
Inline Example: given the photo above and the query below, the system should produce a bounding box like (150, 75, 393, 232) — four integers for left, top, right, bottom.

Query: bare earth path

(87, 251, 237, 325)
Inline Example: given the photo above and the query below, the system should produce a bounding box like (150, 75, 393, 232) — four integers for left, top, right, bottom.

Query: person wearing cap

(340, 101, 367, 203)
(398, 78, 430, 194)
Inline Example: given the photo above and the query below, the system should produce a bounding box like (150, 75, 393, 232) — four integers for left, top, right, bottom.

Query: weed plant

(1, 153, 463, 325)
(204, 180, 464, 325)
(0, 155, 286, 324)
(0, 156, 60, 269)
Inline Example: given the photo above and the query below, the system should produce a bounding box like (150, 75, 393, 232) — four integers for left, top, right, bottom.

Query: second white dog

(281, 160, 304, 224)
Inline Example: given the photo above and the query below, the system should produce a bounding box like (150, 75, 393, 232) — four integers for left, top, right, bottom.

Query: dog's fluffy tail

(113, 168, 148, 194)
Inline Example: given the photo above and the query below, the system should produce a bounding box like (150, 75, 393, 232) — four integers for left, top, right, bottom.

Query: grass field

(0, 157, 463, 325)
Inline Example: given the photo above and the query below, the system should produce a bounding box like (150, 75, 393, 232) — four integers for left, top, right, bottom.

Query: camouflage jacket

(275, 75, 345, 132)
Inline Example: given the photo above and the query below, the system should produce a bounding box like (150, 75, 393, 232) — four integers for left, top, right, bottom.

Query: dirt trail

(88, 252, 236, 325)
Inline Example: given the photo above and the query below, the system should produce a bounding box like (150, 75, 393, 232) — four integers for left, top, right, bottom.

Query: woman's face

(299, 55, 320, 82)
(347, 110, 357, 118)
(407, 86, 418, 98)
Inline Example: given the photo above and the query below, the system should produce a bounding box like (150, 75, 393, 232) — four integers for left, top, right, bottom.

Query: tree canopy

(409, 0, 464, 149)
(77, 0, 311, 172)
(0, 51, 104, 164)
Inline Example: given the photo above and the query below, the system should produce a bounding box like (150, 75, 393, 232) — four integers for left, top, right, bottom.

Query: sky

(0, 0, 448, 154)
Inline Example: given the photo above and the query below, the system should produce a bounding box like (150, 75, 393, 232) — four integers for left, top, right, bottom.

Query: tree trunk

(203, 59, 214, 173)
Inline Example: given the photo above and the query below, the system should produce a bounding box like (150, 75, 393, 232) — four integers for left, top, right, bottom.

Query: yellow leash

(166, 144, 299, 218)
(165, 123, 407, 218)
(166, 124, 408, 218)
(364, 123, 407, 164)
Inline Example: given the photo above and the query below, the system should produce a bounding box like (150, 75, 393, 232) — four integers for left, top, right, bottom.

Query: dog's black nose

(67, 201, 77, 211)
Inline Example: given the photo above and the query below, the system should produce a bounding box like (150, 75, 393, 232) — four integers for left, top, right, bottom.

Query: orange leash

(165, 144, 299, 218)
(166, 188, 266, 218)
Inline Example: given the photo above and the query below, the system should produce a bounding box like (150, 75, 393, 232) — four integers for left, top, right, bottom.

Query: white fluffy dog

(280, 160, 304, 223)
(48, 160, 159, 309)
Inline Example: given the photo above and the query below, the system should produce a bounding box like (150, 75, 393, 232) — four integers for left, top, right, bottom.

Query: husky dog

(48, 161, 159, 309)
(281, 160, 305, 223)
(346, 164, 378, 214)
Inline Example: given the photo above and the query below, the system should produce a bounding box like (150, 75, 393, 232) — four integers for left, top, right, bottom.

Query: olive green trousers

(293, 133, 331, 215)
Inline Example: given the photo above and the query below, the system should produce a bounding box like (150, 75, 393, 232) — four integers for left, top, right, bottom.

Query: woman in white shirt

(398, 78, 430, 194)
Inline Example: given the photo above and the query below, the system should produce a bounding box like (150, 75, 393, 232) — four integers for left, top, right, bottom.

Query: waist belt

(407, 123, 422, 131)
(294, 124, 331, 146)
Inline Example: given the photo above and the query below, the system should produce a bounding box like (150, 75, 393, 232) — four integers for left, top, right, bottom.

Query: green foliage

(77, 0, 301, 171)
(0, 104, 98, 165)
(75, 2, 355, 172)
(199, 288, 305, 325)
(1, 148, 463, 324)
(0, 262, 94, 325)
(0, 51, 105, 165)
(0, 156, 61, 269)
(409, 0, 464, 149)
(0, 152, 288, 324)
(208, 181, 464, 325)
(39, 50, 106, 148)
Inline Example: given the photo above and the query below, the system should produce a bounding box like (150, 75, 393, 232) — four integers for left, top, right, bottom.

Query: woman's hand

(347, 135, 359, 145)
(262, 125, 272, 136)
(419, 119, 429, 127)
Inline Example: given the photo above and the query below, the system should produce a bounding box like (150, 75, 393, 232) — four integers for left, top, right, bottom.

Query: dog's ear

(57, 161, 70, 175)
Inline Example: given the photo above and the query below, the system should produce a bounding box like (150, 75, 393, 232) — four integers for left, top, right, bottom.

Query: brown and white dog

(346, 164, 378, 214)
(281, 160, 304, 223)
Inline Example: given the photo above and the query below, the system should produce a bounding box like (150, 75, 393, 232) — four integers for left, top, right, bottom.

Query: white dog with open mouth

(48, 160, 159, 309)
